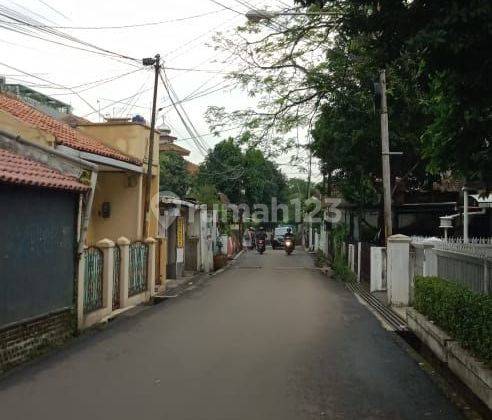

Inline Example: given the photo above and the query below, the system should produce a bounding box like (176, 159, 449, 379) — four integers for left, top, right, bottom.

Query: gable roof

(0, 148, 89, 192)
(159, 141, 190, 157)
(0, 92, 140, 165)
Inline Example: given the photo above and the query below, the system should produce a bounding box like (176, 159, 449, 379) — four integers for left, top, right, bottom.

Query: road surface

(0, 249, 463, 419)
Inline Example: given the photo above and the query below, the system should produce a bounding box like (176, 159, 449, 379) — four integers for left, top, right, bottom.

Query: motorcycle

(256, 238, 266, 254)
(284, 237, 295, 255)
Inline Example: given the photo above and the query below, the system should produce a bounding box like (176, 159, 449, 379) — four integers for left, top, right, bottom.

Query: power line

(35, 0, 70, 21)
(160, 69, 245, 178)
(0, 5, 140, 64)
(0, 9, 224, 30)
(0, 61, 101, 117)
(208, 0, 244, 15)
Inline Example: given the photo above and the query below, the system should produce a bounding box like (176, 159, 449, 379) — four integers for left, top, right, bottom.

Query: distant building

(0, 76, 72, 117)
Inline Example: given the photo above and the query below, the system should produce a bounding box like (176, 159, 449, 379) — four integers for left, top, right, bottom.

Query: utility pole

(379, 69, 393, 242)
(142, 54, 160, 238)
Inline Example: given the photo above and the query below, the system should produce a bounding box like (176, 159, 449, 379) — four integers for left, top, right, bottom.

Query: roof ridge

(0, 92, 141, 165)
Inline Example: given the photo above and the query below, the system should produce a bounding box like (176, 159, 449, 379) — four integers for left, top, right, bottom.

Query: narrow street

(0, 249, 463, 420)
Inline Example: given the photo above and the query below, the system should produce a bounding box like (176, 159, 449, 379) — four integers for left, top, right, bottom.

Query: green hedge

(414, 276, 492, 365)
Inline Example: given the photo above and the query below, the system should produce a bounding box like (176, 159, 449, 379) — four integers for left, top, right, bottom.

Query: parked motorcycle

(257, 238, 266, 254)
(284, 238, 295, 255)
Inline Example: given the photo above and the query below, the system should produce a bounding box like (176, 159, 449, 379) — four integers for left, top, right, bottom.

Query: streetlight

(245, 8, 395, 242)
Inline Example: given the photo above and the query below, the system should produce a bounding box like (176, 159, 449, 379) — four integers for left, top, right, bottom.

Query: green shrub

(414, 276, 492, 365)
(331, 252, 356, 283)
(314, 249, 327, 268)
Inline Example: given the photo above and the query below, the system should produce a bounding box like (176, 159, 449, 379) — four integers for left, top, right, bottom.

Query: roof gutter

(0, 129, 98, 174)
(56, 145, 143, 173)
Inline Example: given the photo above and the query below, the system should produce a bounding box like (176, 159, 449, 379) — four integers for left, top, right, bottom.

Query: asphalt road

(0, 249, 464, 420)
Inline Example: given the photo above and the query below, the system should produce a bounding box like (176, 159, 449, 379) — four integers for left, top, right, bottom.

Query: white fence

(410, 237, 491, 295)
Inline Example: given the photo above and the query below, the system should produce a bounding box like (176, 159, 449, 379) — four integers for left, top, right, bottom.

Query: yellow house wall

(86, 172, 143, 244)
(77, 124, 159, 175)
(79, 124, 160, 243)
(0, 110, 55, 148)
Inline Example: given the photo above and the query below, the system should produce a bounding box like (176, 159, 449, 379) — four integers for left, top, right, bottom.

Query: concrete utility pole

(143, 54, 160, 238)
(379, 69, 393, 241)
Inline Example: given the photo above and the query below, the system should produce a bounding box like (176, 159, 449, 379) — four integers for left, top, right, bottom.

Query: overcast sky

(0, 0, 320, 181)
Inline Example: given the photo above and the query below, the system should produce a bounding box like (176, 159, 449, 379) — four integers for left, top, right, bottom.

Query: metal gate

(112, 246, 121, 309)
(129, 242, 148, 296)
(84, 247, 104, 313)
(360, 243, 372, 283)
(0, 185, 76, 327)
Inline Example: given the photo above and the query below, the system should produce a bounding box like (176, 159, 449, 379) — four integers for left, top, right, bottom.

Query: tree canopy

(194, 138, 287, 210)
(210, 0, 492, 194)
(159, 152, 190, 198)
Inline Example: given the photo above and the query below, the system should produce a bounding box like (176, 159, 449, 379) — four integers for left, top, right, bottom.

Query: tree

(195, 138, 244, 204)
(194, 138, 287, 214)
(159, 152, 190, 198)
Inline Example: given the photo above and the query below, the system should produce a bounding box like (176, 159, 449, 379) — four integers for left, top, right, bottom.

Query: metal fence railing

(436, 250, 491, 295)
(84, 247, 104, 313)
(112, 246, 121, 309)
(129, 242, 148, 297)
(410, 237, 491, 295)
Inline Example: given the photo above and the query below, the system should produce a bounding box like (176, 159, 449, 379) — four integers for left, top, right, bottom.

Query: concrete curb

(406, 307, 492, 410)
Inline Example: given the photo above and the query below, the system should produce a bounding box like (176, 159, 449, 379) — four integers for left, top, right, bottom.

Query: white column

(463, 187, 469, 243)
(145, 237, 157, 297)
(357, 242, 362, 282)
(96, 239, 115, 313)
(423, 238, 441, 277)
(387, 234, 411, 306)
(348, 244, 355, 272)
(370, 246, 386, 292)
(76, 249, 86, 330)
(117, 236, 130, 308)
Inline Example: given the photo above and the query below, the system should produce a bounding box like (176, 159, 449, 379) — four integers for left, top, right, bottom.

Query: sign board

(177, 216, 185, 248)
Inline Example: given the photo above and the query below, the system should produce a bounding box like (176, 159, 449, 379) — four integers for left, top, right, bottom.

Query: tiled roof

(0, 93, 141, 165)
(0, 148, 89, 192)
(159, 141, 190, 157)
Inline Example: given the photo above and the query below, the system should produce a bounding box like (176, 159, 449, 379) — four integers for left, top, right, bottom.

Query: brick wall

(0, 309, 74, 373)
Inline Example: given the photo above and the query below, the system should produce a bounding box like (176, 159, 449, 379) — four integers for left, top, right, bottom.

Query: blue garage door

(0, 184, 77, 327)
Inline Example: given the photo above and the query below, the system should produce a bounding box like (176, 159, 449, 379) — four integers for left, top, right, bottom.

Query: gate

(112, 246, 121, 309)
(0, 185, 76, 327)
(84, 247, 104, 313)
(360, 243, 372, 282)
(129, 242, 148, 296)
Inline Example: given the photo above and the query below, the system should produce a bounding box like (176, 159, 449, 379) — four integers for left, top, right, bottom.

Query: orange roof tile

(0, 93, 141, 165)
(0, 148, 90, 192)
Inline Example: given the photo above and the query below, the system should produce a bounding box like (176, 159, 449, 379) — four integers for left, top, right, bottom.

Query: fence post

(370, 246, 385, 292)
(422, 238, 441, 277)
(96, 239, 114, 312)
(357, 242, 362, 282)
(77, 248, 86, 330)
(117, 236, 130, 308)
(387, 234, 411, 306)
(484, 259, 489, 295)
(348, 244, 355, 271)
(145, 237, 157, 297)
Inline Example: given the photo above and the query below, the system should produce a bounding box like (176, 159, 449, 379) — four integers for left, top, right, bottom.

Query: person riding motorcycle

(284, 228, 295, 255)
(284, 228, 294, 242)
(256, 227, 267, 254)
(256, 226, 267, 241)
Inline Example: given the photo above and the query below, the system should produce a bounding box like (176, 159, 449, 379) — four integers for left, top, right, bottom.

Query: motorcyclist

(256, 226, 267, 241)
(284, 227, 294, 242)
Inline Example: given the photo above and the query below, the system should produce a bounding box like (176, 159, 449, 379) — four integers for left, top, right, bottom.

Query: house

(0, 90, 161, 330)
(0, 130, 94, 372)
